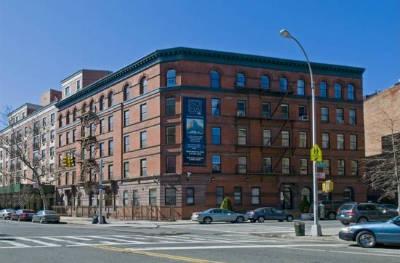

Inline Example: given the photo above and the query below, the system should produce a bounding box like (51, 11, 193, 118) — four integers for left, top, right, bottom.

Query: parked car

(377, 203, 398, 213)
(339, 216, 400, 248)
(191, 208, 247, 224)
(246, 207, 294, 223)
(11, 209, 35, 221)
(320, 200, 346, 220)
(337, 202, 397, 225)
(0, 209, 15, 219)
(32, 210, 60, 223)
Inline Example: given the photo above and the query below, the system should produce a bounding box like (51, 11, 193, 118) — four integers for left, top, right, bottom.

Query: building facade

(55, 47, 367, 219)
(0, 90, 61, 210)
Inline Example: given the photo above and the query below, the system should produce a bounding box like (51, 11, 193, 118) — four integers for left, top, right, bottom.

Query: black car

(246, 207, 294, 223)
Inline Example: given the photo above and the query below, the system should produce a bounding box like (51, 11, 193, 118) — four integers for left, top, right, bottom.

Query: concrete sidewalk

(60, 216, 196, 228)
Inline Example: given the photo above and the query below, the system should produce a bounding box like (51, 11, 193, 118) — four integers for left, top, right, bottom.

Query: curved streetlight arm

(288, 36, 314, 89)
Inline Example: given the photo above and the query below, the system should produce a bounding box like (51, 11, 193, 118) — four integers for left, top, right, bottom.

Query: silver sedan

(32, 210, 60, 223)
(191, 208, 247, 224)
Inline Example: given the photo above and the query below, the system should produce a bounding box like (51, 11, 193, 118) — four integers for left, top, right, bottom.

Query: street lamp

(280, 28, 322, 236)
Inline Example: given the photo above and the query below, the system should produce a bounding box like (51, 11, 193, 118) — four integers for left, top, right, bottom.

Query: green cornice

(56, 47, 364, 110)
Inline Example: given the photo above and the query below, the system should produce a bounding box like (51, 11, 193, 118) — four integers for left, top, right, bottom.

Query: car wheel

(236, 216, 244, 223)
(257, 217, 265, 223)
(203, 217, 212, 224)
(341, 221, 350, 226)
(328, 212, 336, 220)
(356, 231, 376, 248)
(358, 217, 368, 223)
(286, 215, 294, 222)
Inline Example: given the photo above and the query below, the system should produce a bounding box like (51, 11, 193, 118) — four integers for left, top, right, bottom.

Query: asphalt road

(1, 220, 400, 263)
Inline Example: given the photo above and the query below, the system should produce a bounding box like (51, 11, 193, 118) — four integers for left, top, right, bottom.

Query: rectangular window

(165, 188, 176, 206)
(51, 113, 55, 126)
(299, 132, 307, 148)
(211, 98, 221, 117)
(77, 80, 81, 91)
(300, 159, 308, 175)
(132, 190, 139, 206)
(261, 103, 271, 118)
(297, 80, 305, 96)
(337, 134, 344, 150)
(237, 100, 246, 117)
(186, 187, 195, 205)
(123, 161, 129, 178)
(50, 147, 55, 158)
(212, 155, 221, 173)
(350, 135, 357, 150)
(166, 97, 176, 116)
(321, 107, 329, 122)
(251, 187, 261, 205)
(281, 131, 290, 147)
(99, 142, 104, 157)
(234, 186, 242, 205)
(323, 160, 330, 175)
(263, 129, 272, 146)
(72, 129, 76, 142)
(322, 133, 330, 149)
(108, 164, 113, 180)
(336, 108, 344, 124)
(149, 189, 157, 206)
(140, 159, 147, 176)
(238, 128, 247, 145)
(319, 82, 328, 97)
(108, 140, 114, 156)
(99, 119, 104, 134)
(166, 126, 176, 145)
(123, 110, 129, 127)
(108, 115, 113, 131)
(140, 131, 147, 148)
(282, 158, 290, 175)
(140, 103, 148, 121)
(216, 186, 224, 206)
(347, 84, 355, 100)
(58, 134, 62, 147)
(66, 132, 69, 145)
(338, 160, 345, 176)
(335, 84, 342, 99)
(238, 156, 247, 174)
(50, 130, 55, 141)
(263, 157, 272, 173)
(211, 127, 221, 145)
(123, 135, 130, 152)
(299, 105, 308, 120)
(349, 109, 356, 125)
(351, 160, 358, 176)
(166, 155, 176, 173)
(281, 104, 289, 119)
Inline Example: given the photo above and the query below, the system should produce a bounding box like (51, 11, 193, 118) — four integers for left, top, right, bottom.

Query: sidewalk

(60, 216, 196, 228)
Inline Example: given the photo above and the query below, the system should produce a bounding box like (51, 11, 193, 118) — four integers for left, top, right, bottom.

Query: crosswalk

(0, 233, 270, 249)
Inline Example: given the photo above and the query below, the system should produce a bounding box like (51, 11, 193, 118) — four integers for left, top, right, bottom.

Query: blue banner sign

(183, 97, 206, 166)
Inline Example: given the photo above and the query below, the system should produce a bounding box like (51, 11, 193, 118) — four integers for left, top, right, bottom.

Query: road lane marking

(14, 237, 60, 247)
(95, 245, 224, 263)
(63, 236, 93, 241)
(39, 236, 90, 246)
(87, 235, 145, 244)
(0, 240, 30, 248)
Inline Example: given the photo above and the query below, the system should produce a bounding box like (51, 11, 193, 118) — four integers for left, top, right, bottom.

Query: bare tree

(0, 110, 58, 210)
(364, 109, 400, 214)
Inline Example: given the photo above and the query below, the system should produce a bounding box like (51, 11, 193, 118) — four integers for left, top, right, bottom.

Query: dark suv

(337, 202, 397, 225)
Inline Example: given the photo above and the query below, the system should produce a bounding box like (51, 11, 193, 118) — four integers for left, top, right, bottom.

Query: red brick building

(55, 47, 366, 219)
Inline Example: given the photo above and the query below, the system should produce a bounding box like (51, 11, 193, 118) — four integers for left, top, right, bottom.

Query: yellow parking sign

(310, 144, 323, 162)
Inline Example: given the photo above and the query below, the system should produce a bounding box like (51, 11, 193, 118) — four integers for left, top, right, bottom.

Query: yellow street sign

(310, 144, 323, 162)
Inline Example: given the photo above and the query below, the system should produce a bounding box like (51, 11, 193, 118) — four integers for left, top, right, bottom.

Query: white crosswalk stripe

(0, 233, 269, 249)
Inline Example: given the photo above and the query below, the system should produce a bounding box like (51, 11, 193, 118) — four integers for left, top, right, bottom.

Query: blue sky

(0, 0, 398, 112)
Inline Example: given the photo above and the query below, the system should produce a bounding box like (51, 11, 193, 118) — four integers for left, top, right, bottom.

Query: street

(1, 220, 400, 263)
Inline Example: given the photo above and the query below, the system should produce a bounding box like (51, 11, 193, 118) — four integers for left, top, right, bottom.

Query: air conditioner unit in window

(237, 111, 246, 117)
(300, 115, 309, 121)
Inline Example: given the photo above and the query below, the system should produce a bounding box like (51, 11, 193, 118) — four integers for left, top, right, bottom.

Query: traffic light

(62, 156, 68, 167)
(322, 180, 334, 193)
(70, 156, 76, 167)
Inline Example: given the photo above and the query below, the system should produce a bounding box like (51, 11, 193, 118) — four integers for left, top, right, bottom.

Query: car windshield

(339, 204, 354, 211)
(44, 210, 57, 215)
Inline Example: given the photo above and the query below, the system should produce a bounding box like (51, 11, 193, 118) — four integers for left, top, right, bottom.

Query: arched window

(99, 96, 105, 111)
(166, 69, 176, 88)
(72, 108, 77, 122)
(334, 83, 342, 99)
(347, 84, 355, 100)
(301, 187, 311, 203)
(65, 112, 70, 125)
(344, 187, 354, 201)
(279, 77, 288, 92)
(107, 91, 113, 108)
(210, 70, 220, 88)
(260, 75, 270, 90)
(123, 84, 130, 101)
(89, 100, 95, 112)
(81, 103, 87, 114)
(140, 77, 148, 95)
(236, 73, 246, 88)
(319, 81, 328, 97)
(58, 115, 63, 128)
